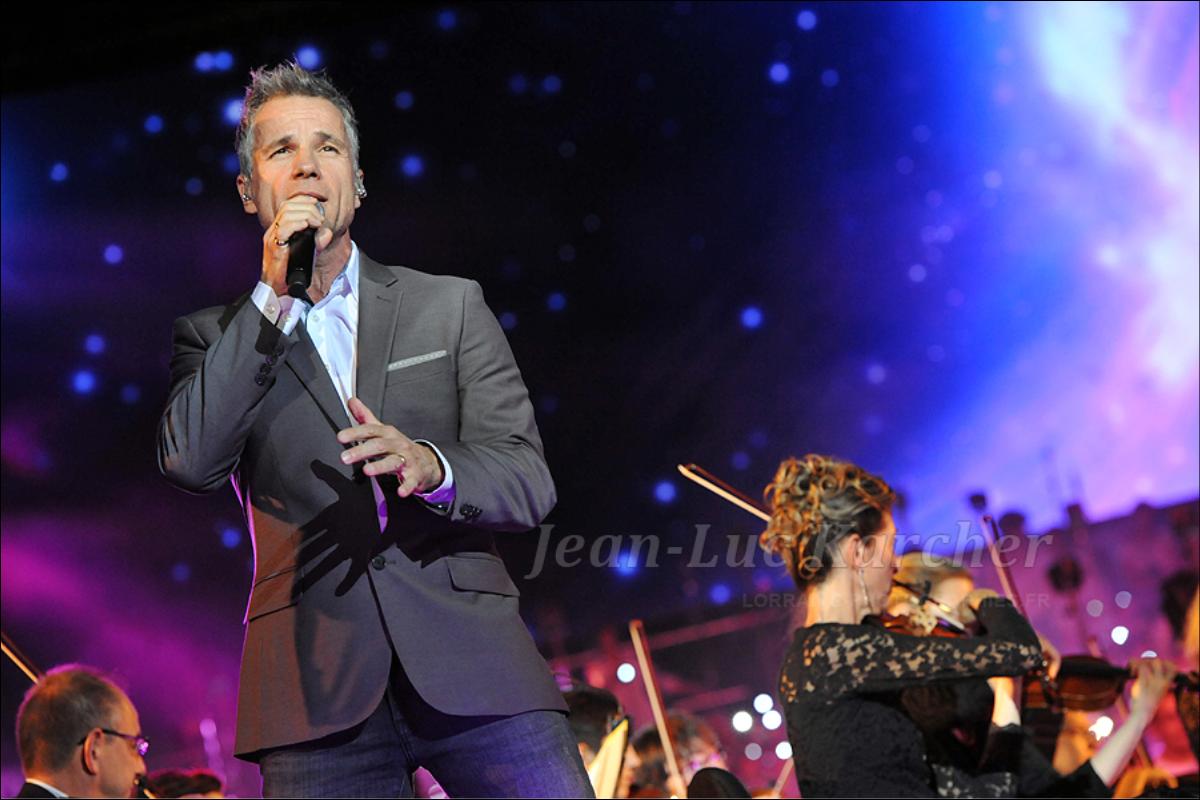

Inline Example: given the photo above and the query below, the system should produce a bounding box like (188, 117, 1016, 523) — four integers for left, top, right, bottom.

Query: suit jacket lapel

(356, 253, 403, 418)
(285, 322, 351, 430)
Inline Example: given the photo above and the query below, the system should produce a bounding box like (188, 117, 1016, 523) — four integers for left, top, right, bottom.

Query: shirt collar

(308, 241, 359, 311)
(24, 779, 69, 798)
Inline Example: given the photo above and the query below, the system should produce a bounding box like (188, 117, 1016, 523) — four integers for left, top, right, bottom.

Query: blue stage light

(185, 178, 204, 196)
(194, 52, 215, 72)
(103, 244, 124, 265)
(731, 451, 751, 471)
(769, 62, 790, 83)
(437, 9, 457, 30)
(547, 292, 567, 311)
(542, 75, 562, 94)
(296, 46, 321, 69)
(223, 98, 243, 126)
(538, 395, 559, 415)
(213, 51, 234, 71)
(509, 74, 529, 94)
(222, 153, 240, 174)
(144, 115, 164, 134)
(654, 480, 677, 504)
(613, 550, 639, 577)
(120, 384, 141, 405)
(72, 370, 97, 395)
(221, 527, 242, 549)
(821, 69, 840, 88)
(394, 90, 415, 110)
(171, 562, 192, 583)
(401, 154, 424, 177)
(866, 363, 887, 384)
(796, 9, 818, 30)
(49, 163, 69, 182)
(709, 583, 732, 604)
(740, 306, 763, 329)
(84, 334, 105, 354)
(499, 312, 518, 331)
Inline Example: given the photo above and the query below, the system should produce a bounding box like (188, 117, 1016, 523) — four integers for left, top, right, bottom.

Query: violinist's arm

(848, 599, 1042, 694)
(1089, 658, 1176, 785)
(988, 676, 1021, 728)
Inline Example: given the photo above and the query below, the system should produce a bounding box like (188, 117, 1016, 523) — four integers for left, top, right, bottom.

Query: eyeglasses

(77, 728, 150, 757)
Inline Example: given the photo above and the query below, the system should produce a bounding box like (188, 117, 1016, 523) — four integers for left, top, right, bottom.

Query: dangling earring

(857, 567, 873, 616)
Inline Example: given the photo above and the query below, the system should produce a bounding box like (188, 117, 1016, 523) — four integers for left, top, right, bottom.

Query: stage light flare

(1090, 715, 1114, 740)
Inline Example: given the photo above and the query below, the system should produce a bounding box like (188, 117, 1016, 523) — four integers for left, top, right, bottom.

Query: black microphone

(285, 227, 317, 301)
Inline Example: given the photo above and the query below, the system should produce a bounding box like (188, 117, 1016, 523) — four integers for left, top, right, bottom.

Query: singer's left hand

(337, 398, 445, 497)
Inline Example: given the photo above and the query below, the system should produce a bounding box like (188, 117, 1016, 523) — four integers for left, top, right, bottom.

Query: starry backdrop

(3, 2, 1198, 795)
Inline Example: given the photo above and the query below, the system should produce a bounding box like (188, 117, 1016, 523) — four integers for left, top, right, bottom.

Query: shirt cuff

(251, 281, 301, 334)
(414, 440, 456, 506)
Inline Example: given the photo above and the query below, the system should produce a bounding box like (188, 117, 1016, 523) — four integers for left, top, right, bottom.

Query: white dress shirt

(250, 242, 455, 530)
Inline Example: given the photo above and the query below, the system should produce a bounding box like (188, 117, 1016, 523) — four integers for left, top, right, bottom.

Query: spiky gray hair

(235, 61, 362, 187)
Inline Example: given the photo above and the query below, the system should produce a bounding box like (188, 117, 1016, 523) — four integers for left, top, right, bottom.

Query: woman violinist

(888, 553, 1179, 796)
(763, 454, 1045, 797)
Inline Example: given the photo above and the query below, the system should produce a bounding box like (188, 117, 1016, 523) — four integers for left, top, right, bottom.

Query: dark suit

(158, 254, 565, 760)
(13, 783, 58, 798)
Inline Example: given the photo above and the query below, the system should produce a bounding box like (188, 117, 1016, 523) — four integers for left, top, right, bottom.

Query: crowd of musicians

(11, 453, 1198, 798)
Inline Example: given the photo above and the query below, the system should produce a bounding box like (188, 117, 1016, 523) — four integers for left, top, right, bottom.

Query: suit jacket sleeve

(431, 279, 556, 531)
(157, 299, 295, 493)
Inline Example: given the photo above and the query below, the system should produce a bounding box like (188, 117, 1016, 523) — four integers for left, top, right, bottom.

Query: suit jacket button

(371, 555, 386, 570)
(254, 374, 267, 386)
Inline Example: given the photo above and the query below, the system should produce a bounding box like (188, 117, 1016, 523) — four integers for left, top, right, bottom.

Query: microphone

(285, 228, 316, 300)
(284, 201, 324, 301)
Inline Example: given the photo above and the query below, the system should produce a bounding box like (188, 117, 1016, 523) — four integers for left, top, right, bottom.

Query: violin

(868, 610, 970, 639)
(1024, 654, 1200, 712)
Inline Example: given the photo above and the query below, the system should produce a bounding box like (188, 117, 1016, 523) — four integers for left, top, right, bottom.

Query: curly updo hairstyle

(760, 454, 896, 589)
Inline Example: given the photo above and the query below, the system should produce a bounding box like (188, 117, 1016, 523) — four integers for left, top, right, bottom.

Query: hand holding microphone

(260, 195, 332, 299)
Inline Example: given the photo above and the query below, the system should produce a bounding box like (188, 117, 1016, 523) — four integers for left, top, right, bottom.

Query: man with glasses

(15, 664, 148, 799)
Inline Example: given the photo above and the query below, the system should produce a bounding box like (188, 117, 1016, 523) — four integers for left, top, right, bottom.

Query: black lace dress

(779, 598, 1043, 798)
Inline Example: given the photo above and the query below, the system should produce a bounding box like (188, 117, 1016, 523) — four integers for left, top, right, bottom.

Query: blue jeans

(259, 661, 593, 798)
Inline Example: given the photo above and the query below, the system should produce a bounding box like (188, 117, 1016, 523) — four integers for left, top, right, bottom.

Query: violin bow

(681, 462, 966, 633)
(773, 757, 794, 797)
(678, 463, 770, 522)
(629, 619, 687, 795)
(1, 629, 42, 683)
(980, 515, 1029, 617)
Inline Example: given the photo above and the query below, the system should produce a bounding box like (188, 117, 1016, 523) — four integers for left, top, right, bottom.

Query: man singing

(158, 62, 591, 798)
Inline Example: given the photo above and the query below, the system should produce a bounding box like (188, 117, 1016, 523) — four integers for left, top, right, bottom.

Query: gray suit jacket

(158, 254, 565, 759)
